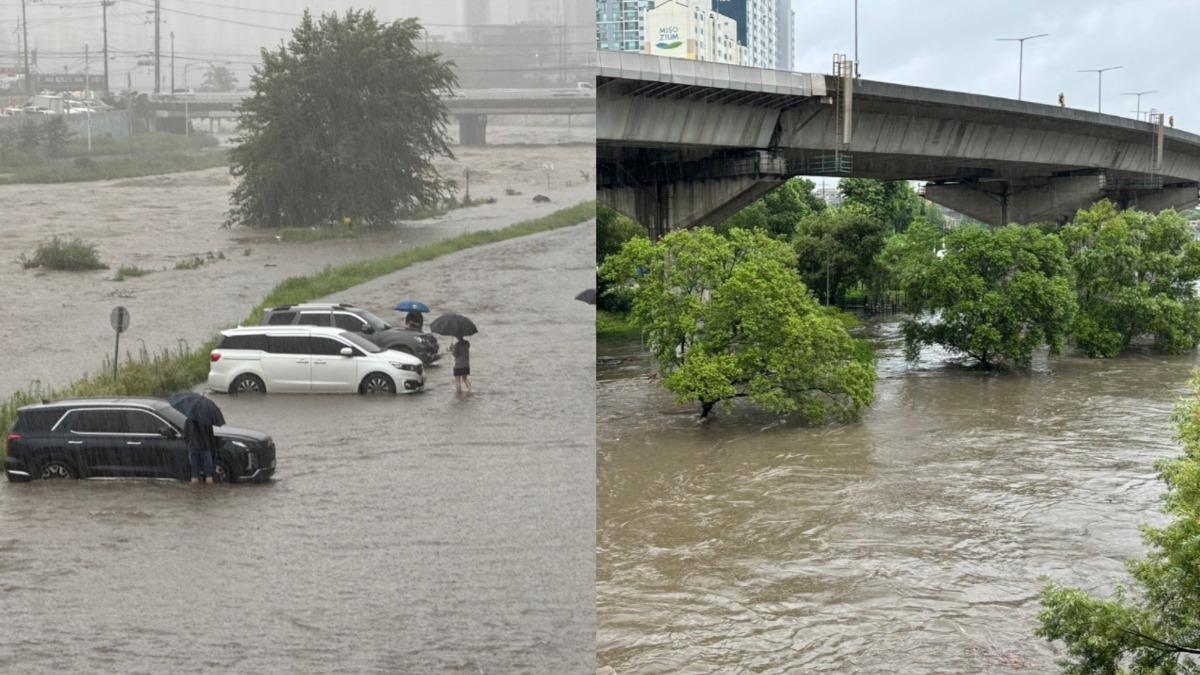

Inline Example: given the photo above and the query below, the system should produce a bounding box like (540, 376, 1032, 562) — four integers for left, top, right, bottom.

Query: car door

(261, 334, 312, 393)
(123, 409, 185, 478)
(297, 311, 333, 328)
(59, 409, 129, 477)
(310, 335, 362, 393)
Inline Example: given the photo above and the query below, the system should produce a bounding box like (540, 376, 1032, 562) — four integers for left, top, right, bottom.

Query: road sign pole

(113, 330, 120, 380)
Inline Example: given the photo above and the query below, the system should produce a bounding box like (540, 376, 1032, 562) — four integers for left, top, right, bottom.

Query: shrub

(113, 265, 151, 281)
(20, 236, 108, 271)
(174, 256, 205, 270)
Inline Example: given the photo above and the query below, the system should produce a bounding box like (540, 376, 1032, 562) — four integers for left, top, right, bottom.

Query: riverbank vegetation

(0, 202, 594, 458)
(600, 227, 876, 421)
(19, 235, 108, 271)
(1037, 372, 1200, 671)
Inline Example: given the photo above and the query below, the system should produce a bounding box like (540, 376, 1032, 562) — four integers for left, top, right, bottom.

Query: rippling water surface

(1, 225, 595, 673)
(598, 320, 1192, 673)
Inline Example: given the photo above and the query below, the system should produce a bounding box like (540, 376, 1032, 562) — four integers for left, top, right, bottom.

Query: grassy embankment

(0, 201, 595, 457)
(596, 310, 640, 343)
(0, 132, 228, 184)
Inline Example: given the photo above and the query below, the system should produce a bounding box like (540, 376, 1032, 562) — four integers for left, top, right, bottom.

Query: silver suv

(260, 303, 439, 365)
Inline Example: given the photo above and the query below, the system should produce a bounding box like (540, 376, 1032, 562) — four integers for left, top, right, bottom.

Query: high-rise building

(597, 0, 652, 53)
(775, 0, 794, 71)
(643, 0, 743, 65)
(710, 0, 781, 69)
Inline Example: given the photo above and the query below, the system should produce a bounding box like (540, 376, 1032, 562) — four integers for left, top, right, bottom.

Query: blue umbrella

(167, 392, 226, 427)
(394, 300, 431, 313)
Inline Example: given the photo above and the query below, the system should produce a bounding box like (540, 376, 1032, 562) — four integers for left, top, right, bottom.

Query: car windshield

(356, 309, 390, 331)
(340, 331, 382, 353)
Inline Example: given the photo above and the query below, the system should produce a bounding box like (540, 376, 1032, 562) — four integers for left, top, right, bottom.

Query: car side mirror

(362, 325, 374, 334)
(162, 428, 179, 439)
(340, 347, 353, 357)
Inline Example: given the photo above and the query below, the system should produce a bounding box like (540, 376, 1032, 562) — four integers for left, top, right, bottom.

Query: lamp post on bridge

(1122, 90, 1157, 122)
(1078, 65, 1122, 113)
(995, 33, 1047, 101)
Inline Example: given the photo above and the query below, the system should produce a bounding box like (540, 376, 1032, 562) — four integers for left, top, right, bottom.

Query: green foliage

(19, 236, 108, 271)
(16, 121, 40, 154)
(200, 64, 238, 92)
(40, 116, 73, 157)
(600, 227, 876, 420)
(900, 224, 1077, 368)
(1037, 372, 1200, 672)
(113, 265, 151, 281)
(228, 9, 457, 228)
(596, 310, 640, 342)
(597, 203, 647, 313)
(0, 150, 229, 185)
(715, 178, 826, 238)
(838, 178, 922, 231)
(174, 256, 206, 270)
(1, 201, 594, 458)
(879, 218, 944, 292)
(1060, 201, 1200, 357)
(793, 205, 889, 306)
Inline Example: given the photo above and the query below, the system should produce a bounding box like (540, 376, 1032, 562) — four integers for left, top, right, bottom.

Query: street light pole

(1078, 65, 1122, 113)
(853, 0, 858, 75)
(995, 33, 1047, 101)
(1121, 90, 1157, 122)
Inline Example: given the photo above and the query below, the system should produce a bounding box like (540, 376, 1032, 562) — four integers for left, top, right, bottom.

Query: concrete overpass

(597, 52, 1200, 239)
(147, 88, 595, 145)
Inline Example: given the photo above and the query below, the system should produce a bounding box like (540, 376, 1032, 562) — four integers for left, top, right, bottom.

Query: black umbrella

(575, 288, 597, 305)
(430, 312, 478, 337)
(167, 392, 226, 427)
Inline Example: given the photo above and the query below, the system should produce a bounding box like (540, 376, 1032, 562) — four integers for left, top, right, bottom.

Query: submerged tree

(792, 204, 888, 306)
(199, 64, 238, 92)
(1060, 201, 1200, 357)
(899, 224, 1077, 368)
(1038, 372, 1200, 672)
(227, 9, 457, 228)
(600, 228, 876, 421)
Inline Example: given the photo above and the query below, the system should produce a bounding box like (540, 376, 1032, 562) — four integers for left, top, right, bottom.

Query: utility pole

(153, 0, 160, 94)
(84, 43, 92, 151)
(170, 30, 175, 98)
(102, 0, 112, 97)
(21, 0, 31, 96)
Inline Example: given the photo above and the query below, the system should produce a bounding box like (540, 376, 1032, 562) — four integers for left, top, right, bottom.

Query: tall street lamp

(1078, 65, 1122, 113)
(995, 33, 1047, 101)
(1122, 90, 1157, 122)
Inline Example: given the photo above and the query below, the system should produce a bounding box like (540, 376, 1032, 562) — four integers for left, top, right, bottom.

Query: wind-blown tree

(1060, 201, 1200, 357)
(600, 228, 876, 420)
(1038, 373, 1200, 672)
(900, 224, 1077, 368)
(228, 9, 457, 228)
(199, 64, 238, 92)
(792, 205, 888, 306)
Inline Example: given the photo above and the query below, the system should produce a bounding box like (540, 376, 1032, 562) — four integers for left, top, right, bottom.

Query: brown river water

(1, 224, 596, 672)
(597, 320, 1191, 673)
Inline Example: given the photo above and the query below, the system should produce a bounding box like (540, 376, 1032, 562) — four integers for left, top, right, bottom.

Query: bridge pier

(457, 114, 488, 146)
(924, 175, 1107, 226)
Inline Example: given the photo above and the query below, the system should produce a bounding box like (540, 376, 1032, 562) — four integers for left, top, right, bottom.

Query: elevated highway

(597, 52, 1200, 238)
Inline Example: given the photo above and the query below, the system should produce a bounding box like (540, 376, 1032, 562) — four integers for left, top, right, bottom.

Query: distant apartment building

(597, 0, 652, 52)
(710, 0, 787, 70)
(644, 0, 744, 65)
(775, 0, 794, 71)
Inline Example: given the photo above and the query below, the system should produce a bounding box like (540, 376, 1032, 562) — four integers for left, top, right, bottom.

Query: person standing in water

(451, 336, 471, 393)
(185, 417, 216, 484)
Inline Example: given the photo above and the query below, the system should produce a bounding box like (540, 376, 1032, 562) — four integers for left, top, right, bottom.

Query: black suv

(4, 398, 276, 483)
(260, 303, 439, 365)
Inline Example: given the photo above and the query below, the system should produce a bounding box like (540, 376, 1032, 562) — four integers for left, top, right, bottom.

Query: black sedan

(4, 397, 275, 483)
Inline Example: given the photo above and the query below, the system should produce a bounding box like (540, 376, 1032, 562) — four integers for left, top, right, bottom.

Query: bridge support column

(458, 114, 488, 146)
(600, 176, 785, 241)
(924, 175, 1105, 226)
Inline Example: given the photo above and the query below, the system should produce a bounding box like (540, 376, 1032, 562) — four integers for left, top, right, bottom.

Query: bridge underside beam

(599, 177, 784, 241)
(457, 114, 488, 146)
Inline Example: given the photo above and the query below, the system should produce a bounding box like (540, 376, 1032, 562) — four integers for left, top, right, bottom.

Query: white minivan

(208, 326, 425, 395)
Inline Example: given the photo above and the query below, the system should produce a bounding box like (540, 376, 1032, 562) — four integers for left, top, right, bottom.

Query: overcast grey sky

(792, 0, 1199, 131)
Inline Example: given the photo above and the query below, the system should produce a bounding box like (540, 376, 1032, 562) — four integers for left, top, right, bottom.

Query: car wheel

(230, 374, 266, 395)
(38, 460, 75, 480)
(360, 373, 396, 395)
(212, 458, 234, 484)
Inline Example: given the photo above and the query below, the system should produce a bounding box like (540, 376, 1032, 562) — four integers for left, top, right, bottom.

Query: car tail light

(211, 352, 222, 362)
(5, 433, 20, 452)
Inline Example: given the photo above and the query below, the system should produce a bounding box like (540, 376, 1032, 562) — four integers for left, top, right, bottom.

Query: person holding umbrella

(430, 312, 478, 394)
(395, 300, 431, 332)
(168, 391, 225, 485)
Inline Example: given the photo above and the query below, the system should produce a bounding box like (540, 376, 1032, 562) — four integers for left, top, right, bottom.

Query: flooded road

(597, 320, 1189, 673)
(1, 223, 595, 673)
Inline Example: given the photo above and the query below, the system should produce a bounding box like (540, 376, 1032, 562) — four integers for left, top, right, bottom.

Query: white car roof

(221, 325, 350, 337)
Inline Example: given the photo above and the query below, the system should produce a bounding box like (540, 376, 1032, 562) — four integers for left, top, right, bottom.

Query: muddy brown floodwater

(0, 135, 593, 401)
(597, 320, 1190, 673)
(0, 223, 595, 673)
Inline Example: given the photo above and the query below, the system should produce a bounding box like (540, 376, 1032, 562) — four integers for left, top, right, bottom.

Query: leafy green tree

(1038, 372, 1200, 673)
(228, 9, 457, 228)
(878, 218, 944, 292)
(1060, 201, 1200, 357)
(199, 64, 238, 92)
(16, 120, 39, 154)
(838, 178, 922, 231)
(716, 178, 825, 238)
(600, 227, 876, 420)
(597, 203, 647, 313)
(40, 115, 73, 157)
(900, 224, 1077, 368)
(792, 205, 888, 306)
